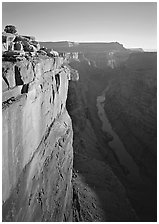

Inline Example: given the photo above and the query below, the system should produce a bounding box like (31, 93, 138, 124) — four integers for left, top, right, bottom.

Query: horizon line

(38, 40, 157, 51)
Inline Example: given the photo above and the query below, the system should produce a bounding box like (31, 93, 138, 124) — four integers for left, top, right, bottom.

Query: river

(96, 89, 140, 182)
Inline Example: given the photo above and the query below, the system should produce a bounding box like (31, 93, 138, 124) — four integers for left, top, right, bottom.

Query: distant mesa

(127, 48, 144, 52)
(40, 41, 128, 53)
(40, 40, 146, 54)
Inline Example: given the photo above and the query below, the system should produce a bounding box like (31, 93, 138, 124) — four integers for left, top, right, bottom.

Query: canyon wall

(67, 52, 157, 221)
(104, 53, 157, 180)
(67, 59, 138, 221)
(2, 40, 156, 222)
(2, 55, 77, 221)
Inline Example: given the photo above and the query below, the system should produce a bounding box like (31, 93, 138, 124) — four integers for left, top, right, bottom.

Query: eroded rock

(2, 55, 79, 221)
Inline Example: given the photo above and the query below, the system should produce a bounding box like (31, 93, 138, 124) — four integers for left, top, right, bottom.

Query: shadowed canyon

(2, 39, 157, 221)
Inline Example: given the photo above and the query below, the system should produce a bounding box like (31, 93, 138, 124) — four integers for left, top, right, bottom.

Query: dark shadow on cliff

(66, 55, 157, 222)
(66, 60, 137, 221)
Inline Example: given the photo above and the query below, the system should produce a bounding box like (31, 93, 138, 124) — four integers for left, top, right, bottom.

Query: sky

(2, 2, 157, 50)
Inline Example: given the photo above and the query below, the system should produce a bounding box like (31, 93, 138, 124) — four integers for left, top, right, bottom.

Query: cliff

(2, 34, 156, 221)
(2, 55, 78, 221)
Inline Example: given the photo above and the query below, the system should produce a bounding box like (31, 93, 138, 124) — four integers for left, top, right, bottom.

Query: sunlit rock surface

(2, 56, 75, 221)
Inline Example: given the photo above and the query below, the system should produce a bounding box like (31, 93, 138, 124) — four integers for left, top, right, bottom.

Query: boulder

(14, 42, 24, 51)
(2, 63, 16, 88)
(22, 35, 35, 41)
(37, 50, 47, 56)
(2, 32, 16, 42)
(30, 40, 40, 51)
(2, 32, 16, 51)
(50, 50, 59, 57)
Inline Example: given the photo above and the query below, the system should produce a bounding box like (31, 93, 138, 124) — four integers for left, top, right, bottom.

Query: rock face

(2, 56, 76, 221)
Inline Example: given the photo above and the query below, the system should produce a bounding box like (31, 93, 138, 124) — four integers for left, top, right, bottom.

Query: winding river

(96, 88, 140, 182)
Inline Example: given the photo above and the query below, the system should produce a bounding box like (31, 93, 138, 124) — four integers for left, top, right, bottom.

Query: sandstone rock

(2, 62, 16, 88)
(2, 32, 16, 42)
(30, 40, 40, 51)
(2, 86, 22, 102)
(2, 56, 74, 222)
(37, 49, 47, 56)
(2, 110, 73, 222)
(22, 35, 35, 41)
(15, 61, 34, 84)
(40, 58, 54, 73)
(14, 41, 23, 51)
(2, 78, 9, 91)
(2, 40, 82, 221)
(2, 43, 8, 52)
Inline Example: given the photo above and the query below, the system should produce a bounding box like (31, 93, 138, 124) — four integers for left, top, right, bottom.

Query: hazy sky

(2, 2, 157, 50)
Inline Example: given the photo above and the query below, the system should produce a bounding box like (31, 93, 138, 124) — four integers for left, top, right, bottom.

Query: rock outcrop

(2, 54, 78, 221)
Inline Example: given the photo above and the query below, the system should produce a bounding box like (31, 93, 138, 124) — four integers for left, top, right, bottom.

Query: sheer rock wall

(2, 56, 76, 221)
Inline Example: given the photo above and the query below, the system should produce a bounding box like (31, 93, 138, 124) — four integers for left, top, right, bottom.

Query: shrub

(4, 25, 17, 34)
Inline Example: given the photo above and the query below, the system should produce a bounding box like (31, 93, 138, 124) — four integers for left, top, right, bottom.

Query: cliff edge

(2, 50, 78, 221)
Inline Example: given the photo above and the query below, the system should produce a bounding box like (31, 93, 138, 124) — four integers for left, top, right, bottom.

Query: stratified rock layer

(2, 56, 74, 221)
